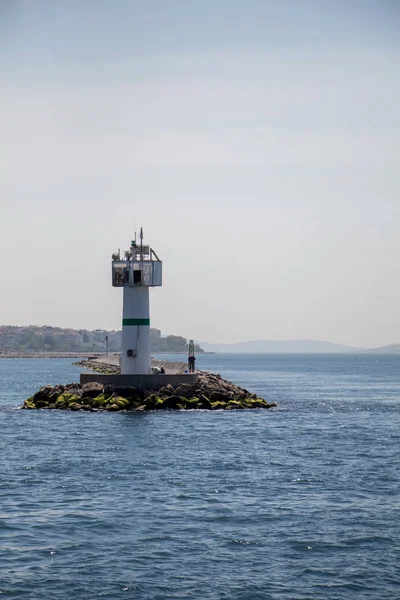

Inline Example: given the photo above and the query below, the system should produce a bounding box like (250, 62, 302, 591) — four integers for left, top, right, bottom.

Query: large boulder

(33, 385, 53, 401)
(55, 392, 83, 408)
(197, 395, 212, 409)
(145, 394, 164, 410)
(35, 400, 49, 409)
(185, 397, 201, 409)
(48, 384, 66, 400)
(162, 395, 183, 409)
(174, 384, 196, 399)
(211, 401, 227, 410)
(226, 400, 245, 409)
(210, 390, 231, 403)
(65, 382, 81, 391)
(82, 382, 104, 398)
(103, 385, 138, 398)
(92, 394, 108, 408)
(23, 397, 35, 409)
(158, 384, 175, 397)
(106, 394, 130, 409)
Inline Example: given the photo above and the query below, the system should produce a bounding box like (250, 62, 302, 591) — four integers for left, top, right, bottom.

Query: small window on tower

(134, 270, 142, 284)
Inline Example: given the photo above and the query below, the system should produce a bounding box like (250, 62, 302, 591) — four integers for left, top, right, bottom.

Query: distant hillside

(150, 329, 203, 353)
(365, 344, 400, 354)
(200, 339, 361, 353)
(0, 325, 203, 354)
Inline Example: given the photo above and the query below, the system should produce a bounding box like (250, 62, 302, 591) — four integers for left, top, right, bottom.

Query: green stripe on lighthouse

(122, 318, 150, 326)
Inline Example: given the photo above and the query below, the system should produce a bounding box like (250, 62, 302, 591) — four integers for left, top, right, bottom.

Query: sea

(0, 353, 399, 600)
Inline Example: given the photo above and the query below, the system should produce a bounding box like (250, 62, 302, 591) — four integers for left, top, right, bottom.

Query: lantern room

(111, 237, 162, 288)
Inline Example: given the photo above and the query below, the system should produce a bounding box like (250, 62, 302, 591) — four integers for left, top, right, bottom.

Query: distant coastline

(0, 325, 204, 355)
(0, 351, 207, 359)
(1, 325, 398, 355)
(0, 352, 100, 359)
(200, 340, 400, 354)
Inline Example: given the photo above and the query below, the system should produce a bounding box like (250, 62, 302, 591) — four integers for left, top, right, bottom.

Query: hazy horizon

(1, 1, 399, 347)
(0, 322, 397, 351)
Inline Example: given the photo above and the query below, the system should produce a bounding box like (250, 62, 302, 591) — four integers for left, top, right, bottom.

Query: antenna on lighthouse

(140, 227, 144, 261)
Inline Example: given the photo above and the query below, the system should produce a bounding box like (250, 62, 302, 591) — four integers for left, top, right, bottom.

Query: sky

(1, 0, 399, 347)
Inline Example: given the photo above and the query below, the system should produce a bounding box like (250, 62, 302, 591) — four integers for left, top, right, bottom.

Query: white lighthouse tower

(112, 229, 162, 374)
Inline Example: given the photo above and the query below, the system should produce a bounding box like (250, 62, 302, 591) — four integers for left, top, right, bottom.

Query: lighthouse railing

(113, 259, 162, 287)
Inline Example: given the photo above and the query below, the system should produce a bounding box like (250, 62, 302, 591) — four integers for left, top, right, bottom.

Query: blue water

(0, 354, 399, 599)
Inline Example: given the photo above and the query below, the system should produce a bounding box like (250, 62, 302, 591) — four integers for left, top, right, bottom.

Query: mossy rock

(161, 395, 183, 409)
(198, 395, 212, 409)
(211, 401, 227, 410)
(36, 400, 49, 409)
(249, 398, 268, 408)
(106, 403, 120, 411)
(67, 394, 82, 404)
(104, 395, 116, 405)
(48, 385, 66, 401)
(240, 398, 255, 408)
(145, 394, 165, 410)
(153, 396, 166, 410)
(81, 396, 94, 407)
(247, 397, 276, 409)
(70, 388, 83, 397)
(226, 400, 245, 410)
(154, 397, 165, 409)
(56, 392, 81, 405)
(114, 397, 130, 409)
(185, 397, 201, 409)
(55, 396, 67, 408)
(48, 403, 56, 410)
(23, 398, 36, 409)
(92, 394, 108, 407)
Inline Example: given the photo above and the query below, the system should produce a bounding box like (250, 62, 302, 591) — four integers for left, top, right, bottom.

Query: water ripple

(0, 356, 399, 599)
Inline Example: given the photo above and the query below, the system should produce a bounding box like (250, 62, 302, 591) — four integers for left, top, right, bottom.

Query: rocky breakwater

(74, 356, 187, 375)
(22, 372, 276, 411)
(75, 359, 120, 375)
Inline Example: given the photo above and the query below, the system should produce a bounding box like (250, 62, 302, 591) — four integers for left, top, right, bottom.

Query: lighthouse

(112, 229, 162, 374)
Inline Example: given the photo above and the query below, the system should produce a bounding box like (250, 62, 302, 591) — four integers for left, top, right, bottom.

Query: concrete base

(80, 372, 198, 390)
